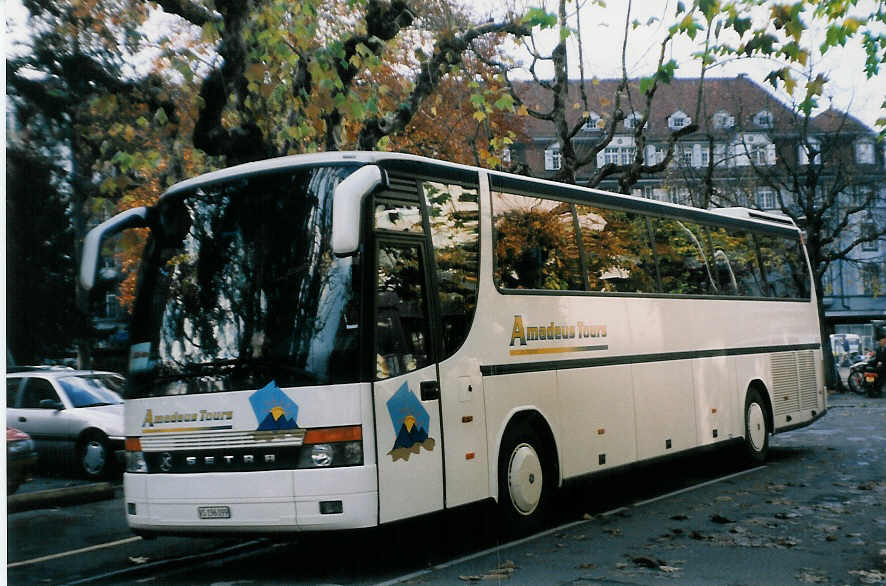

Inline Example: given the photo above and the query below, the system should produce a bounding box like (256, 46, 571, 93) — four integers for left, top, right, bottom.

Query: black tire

(78, 430, 110, 479)
(497, 421, 553, 535)
(8, 481, 20, 495)
(743, 389, 770, 464)
(848, 370, 864, 394)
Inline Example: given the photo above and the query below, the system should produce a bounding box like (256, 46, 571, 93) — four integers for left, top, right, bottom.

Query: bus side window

(376, 243, 432, 380)
(422, 180, 480, 360)
(492, 192, 583, 291)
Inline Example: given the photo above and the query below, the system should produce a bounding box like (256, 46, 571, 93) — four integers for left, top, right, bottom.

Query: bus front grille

(141, 429, 306, 451)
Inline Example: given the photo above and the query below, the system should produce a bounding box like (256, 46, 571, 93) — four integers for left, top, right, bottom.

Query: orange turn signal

(303, 425, 362, 444)
(125, 437, 142, 451)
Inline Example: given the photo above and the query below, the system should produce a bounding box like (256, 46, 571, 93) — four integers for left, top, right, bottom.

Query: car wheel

(8, 481, 20, 495)
(743, 389, 770, 464)
(498, 421, 553, 535)
(848, 371, 864, 394)
(78, 431, 109, 479)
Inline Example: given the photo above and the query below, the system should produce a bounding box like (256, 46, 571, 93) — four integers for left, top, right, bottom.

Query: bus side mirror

(332, 165, 385, 256)
(80, 207, 150, 292)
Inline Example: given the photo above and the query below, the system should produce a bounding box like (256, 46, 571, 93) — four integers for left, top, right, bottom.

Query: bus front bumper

(124, 466, 378, 534)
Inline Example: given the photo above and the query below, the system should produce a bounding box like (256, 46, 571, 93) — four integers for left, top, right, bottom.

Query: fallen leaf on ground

(849, 569, 885, 584)
(577, 563, 596, 569)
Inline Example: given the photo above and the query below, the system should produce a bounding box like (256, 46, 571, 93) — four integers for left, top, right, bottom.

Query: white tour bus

(80, 152, 825, 536)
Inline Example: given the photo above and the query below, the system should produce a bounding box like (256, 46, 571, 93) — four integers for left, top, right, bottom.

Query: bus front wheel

(497, 422, 551, 534)
(742, 389, 770, 464)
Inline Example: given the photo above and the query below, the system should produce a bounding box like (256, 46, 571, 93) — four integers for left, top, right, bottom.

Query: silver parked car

(6, 369, 124, 478)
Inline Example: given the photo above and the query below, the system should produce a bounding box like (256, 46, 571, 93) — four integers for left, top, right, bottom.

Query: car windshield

(57, 375, 124, 408)
(127, 164, 363, 398)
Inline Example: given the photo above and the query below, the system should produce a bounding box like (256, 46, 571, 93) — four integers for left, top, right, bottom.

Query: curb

(8, 482, 116, 513)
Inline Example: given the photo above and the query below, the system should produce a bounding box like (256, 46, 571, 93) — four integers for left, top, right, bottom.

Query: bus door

(373, 235, 445, 523)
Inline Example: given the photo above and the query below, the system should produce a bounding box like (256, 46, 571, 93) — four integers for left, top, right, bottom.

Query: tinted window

(20, 378, 60, 408)
(493, 192, 583, 290)
(708, 227, 767, 297)
(376, 242, 432, 379)
(423, 180, 480, 359)
(127, 166, 362, 398)
(655, 219, 718, 295)
(576, 205, 657, 293)
(757, 234, 811, 299)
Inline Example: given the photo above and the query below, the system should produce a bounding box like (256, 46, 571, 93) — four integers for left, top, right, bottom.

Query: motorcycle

(847, 357, 882, 397)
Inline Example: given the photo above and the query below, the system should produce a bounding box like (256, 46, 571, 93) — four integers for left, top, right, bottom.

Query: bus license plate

(198, 506, 231, 519)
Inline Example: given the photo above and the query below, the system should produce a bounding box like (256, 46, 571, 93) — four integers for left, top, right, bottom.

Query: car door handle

(420, 380, 440, 401)
(18, 416, 26, 422)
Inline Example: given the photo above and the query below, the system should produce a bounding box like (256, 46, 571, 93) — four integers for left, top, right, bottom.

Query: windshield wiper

(78, 402, 116, 408)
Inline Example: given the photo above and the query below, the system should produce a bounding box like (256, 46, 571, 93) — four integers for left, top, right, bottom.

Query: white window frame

(856, 141, 875, 165)
(544, 144, 562, 171)
(798, 140, 821, 165)
(582, 111, 603, 131)
(754, 110, 773, 128)
(668, 110, 691, 130)
(713, 111, 734, 130)
(756, 187, 777, 210)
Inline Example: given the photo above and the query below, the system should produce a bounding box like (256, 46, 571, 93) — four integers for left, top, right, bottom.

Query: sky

(473, 0, 886, 130)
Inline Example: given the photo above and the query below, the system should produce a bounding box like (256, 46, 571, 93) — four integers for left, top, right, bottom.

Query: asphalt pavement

(7, 390, 886, 585)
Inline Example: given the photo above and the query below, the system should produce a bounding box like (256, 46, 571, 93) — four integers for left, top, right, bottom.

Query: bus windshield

(127, 165, 363, 399)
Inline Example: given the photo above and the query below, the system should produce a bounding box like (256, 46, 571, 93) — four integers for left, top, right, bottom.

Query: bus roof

(160, 151, 801, 238)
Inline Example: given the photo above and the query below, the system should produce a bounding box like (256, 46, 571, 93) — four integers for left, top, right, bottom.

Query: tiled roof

(811, 108, 873, 135)
(514, 76, 874, 139)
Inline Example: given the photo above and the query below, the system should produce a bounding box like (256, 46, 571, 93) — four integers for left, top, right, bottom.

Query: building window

(754, 110, 773, 128)
(679, 146, 692, 167)
(861, 263, 881, 296)
(751, 144, 768, 166)
(583, 112, 603, 131)
(624, 112, 643, 130)
(700, 145, 710, 167)
(856, 141, 875, 164)
(642, 185, 655, 199)
(798, 140, 821, 165)
(713, 111, 734, 129)
(756, 187, 777, 210)
(668, 110, 691, 130)
(620, 146, 636, 166)
(861, 222, 879, 251)
(501, 148, 511, 164)
(544, 145, 561, 171)
(604, 147, 619, 165)
(853, 185, 873, 207)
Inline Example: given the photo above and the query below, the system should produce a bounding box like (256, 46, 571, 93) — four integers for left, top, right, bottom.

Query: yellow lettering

(142, 409, 154, 427)
(509, 315, 526, 346)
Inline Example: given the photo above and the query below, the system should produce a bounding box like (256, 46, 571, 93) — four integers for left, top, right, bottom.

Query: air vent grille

(770, 352, 800, 416)
(140, 429, 306, 452)
(796, 350, 819, 409)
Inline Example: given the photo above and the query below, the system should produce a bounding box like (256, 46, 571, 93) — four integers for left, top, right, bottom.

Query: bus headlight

(311, 444, 333, 467)
(296, 426, 363, 469)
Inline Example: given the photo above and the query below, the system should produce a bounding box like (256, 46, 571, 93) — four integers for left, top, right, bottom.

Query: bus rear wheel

(497, 422, 551, 535)
(743, 389, 770, 464)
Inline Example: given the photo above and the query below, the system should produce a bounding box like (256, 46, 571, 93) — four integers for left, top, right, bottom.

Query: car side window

(20, 378, 61, 409)
(7, 378, 22, 407)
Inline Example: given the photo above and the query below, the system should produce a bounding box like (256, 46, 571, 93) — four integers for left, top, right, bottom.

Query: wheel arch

(747, 379, 774, 434)
(492, 408, 561, 503)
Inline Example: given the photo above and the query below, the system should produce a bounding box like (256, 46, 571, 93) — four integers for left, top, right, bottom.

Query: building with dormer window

(507, 75, 886, 332)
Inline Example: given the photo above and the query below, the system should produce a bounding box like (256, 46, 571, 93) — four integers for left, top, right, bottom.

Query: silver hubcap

(508, 442, 543, 516)
(83, 441, 106, 475)
(746, 403, 766, 452)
